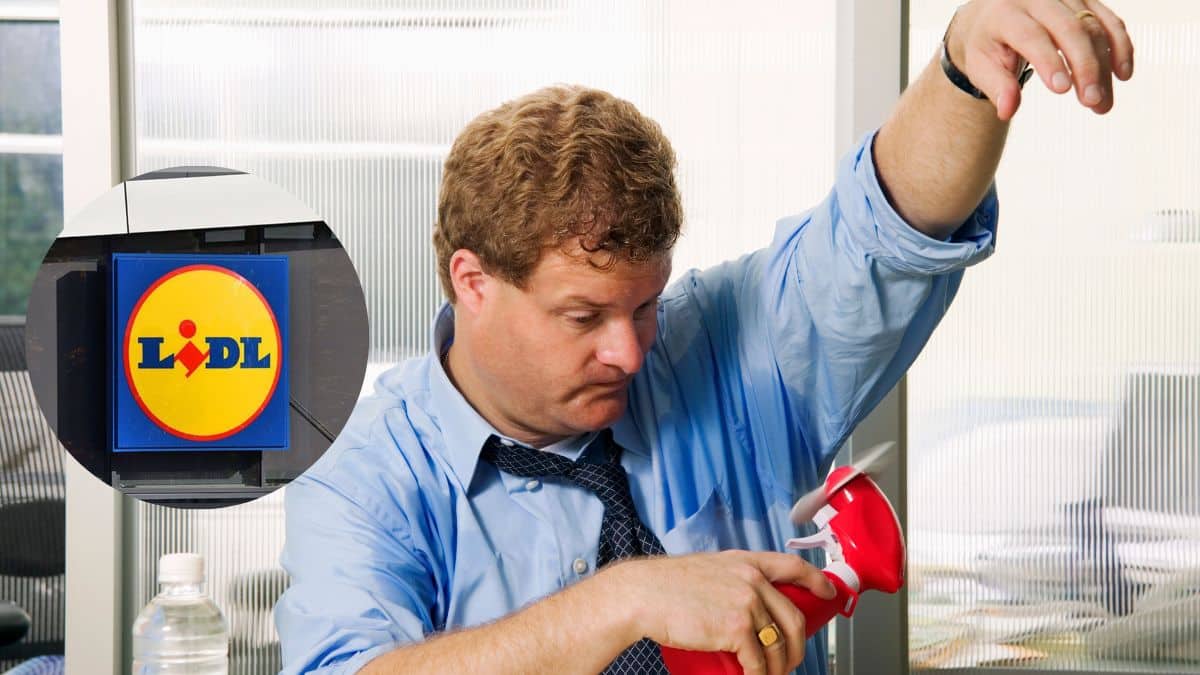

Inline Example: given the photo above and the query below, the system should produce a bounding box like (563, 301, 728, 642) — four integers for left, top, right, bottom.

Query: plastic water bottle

(131, 553, 229, 674)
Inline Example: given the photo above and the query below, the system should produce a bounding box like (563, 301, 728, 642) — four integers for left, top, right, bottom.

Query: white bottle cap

(158, 553, 205, 585)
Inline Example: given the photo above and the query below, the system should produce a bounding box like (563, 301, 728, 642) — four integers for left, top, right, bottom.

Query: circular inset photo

(24, 166, 368, 508)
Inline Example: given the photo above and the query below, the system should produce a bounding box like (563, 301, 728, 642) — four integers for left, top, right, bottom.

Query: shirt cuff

(835, 129, 998, 275)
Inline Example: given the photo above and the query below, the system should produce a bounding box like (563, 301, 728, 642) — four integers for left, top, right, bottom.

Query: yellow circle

(124, 265, 281, 441)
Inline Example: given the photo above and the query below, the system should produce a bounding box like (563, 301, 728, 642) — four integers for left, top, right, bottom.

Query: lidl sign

(111, 254, 289, 452)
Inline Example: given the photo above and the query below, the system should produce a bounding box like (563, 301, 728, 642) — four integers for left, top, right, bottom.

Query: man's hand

(946, 0, 1134, 120)
(873, 0, 1135, 236)
(603, 551, 836, 675)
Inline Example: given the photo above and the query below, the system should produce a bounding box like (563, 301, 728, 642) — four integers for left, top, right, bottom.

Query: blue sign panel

(111, 253, 289, 452)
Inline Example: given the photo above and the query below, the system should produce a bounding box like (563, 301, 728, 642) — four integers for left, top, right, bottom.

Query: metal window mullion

(60, 0, 124, 672)
(833, 2, 908, 675)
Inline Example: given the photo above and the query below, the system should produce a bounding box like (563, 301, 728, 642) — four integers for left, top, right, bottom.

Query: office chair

(0, 319, 66, 669)
(1082, 367, 1200, 658)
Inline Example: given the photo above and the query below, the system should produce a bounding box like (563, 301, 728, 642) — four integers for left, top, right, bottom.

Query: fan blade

(789, 441, 898, 525)
(788, 484, 829, 526)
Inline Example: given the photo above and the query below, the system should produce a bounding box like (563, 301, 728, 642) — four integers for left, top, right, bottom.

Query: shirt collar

(427, 302, 650, 488)
(428, 303, 496, 486)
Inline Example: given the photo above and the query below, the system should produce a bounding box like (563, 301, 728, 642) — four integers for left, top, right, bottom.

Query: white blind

(907, 1, 1200, 670)
(132, 0, 835, 366)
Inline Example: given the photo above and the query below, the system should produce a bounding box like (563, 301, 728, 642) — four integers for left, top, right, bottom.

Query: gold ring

(1075, 9, 1098, 22)
(757, 622, 781, 647)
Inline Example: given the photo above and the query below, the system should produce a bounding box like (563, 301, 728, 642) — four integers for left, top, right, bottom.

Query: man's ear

(449, 249, 490, 315)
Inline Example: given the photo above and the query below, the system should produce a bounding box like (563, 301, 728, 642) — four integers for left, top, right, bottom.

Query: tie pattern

(481, 430, 668, 674)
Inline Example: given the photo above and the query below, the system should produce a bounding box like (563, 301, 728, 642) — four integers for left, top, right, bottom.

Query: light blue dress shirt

(276, 131, 998, 675)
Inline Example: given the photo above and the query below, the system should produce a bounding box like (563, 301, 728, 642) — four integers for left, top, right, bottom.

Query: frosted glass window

(131, 0, 835, 365)
(128, 2, 836, 670)
(130, 493, 286, 674)
(907, 2, 1200, 671)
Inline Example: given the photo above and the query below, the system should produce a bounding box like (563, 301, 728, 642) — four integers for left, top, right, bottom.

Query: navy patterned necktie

(481, 429, 669, 674)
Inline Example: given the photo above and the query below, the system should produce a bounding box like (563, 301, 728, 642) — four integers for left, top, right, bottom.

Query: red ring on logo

(122, 264, 283, 442)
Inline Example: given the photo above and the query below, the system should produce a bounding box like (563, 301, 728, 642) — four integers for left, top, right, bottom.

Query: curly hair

(433, 85, 683, 302)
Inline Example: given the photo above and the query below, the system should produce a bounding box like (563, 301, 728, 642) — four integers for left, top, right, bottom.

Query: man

(276, 1, 1133, 674)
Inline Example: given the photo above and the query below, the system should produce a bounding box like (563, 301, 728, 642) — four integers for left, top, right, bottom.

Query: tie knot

(480, 435, 634, 510)
(480, 436, 575, 478)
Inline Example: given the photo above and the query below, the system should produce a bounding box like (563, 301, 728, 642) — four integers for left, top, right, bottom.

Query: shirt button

(500, 438, 514, 446)
(525, 479, 540, 491)
(572, 558, 589, 575)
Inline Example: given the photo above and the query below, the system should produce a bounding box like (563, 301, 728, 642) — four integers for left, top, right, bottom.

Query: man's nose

(595, 319, 645, 375)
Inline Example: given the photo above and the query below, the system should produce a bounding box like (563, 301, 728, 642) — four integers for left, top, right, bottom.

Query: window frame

(0, 5, 63, 321)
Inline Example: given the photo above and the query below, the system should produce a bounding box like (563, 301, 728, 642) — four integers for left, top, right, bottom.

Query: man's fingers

(1085, 0, 1135, 80)
(757, 583, 807, 673)
(743, 584, 785, 675)
(1083, 18, 1114, 113)
(1031, 0, 1110, 109)
(734, 626, 769, 675)
(1006, 12, 1071, 94)
(1072, 3, 1116, 113)
(744, 551, 836, 600)
(716, 552, 819, 674)
(963, 44, 1023, 120)
(758, 621, 788, 675)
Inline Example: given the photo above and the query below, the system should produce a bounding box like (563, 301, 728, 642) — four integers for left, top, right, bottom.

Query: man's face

(464, 248, 671, 442)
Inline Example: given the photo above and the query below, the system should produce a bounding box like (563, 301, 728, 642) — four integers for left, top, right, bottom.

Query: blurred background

(0, 0, 1195, 673)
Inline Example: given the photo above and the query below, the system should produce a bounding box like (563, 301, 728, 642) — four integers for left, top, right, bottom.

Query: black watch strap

(940, 40, 988, 99)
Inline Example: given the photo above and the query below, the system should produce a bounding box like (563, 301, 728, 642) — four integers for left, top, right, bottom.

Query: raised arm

(875, 0, 1133, 239)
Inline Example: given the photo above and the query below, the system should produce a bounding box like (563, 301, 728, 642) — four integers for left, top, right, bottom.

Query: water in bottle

(131, 552, 229, 674)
